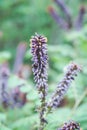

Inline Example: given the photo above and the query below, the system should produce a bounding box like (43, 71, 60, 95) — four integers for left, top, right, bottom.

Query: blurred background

(0, 0, 87, 130)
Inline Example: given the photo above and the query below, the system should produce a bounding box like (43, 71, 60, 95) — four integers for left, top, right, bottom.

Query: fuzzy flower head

(30, 33, 48, 98)
(58, 120, 80, 130)
(47, 62, 81, 109)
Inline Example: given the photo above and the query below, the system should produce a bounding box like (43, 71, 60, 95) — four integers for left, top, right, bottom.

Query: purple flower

(30, 33, 49, 129)
(0, 64, 10, 107)
(75, 5, 86, 30)
(47, 63, 81, 109)
(54, 0, 71, 18)
(30, 33, 48, 99)
(57, 120, 80, 130)
(48, 6, 68, 29)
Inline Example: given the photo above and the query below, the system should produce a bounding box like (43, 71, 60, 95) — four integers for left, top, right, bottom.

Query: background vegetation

(0, 0, 87, 130)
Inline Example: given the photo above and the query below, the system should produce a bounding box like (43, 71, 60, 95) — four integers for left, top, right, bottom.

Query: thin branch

(73, 88, 87, 111)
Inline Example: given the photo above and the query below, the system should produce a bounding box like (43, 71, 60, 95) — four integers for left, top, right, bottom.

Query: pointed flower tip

(64, 62, 82, 73)
(30, 33, 48, 48)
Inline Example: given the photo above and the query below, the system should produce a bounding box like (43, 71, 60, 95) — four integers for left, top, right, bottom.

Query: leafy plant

(30, 33, 81, 130)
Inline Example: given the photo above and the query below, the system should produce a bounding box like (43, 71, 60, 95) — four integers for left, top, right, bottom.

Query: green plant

(30, 33, 81, 130)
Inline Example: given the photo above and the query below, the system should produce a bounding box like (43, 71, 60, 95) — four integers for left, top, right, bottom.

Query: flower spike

(47, 62, 81, 109)
(57, 120, 80, 130)
(30, 33, 48, 130)
(30, 33, 48, 98)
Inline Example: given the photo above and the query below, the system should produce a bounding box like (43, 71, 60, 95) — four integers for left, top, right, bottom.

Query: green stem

(39, 89, 47, 130)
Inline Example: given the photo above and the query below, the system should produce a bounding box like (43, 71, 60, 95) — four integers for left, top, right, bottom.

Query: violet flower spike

(54, 0, 72, 28)
(48, 6, 68, 30)
(30, 33, 48, 130)
(0, 64, 10, 107)
(30, 33, 48, 98)
(57, 120, 80, 130)
(47, 63, 81, 110)
(75, 5, 86, 30)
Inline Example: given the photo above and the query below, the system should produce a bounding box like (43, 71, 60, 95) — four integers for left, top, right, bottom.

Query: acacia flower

(57, 120, 80, 130)
(47, 62, 81, 109)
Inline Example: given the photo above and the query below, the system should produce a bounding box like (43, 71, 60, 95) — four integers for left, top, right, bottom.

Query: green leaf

(0, 51, 11, 63)
(0, 123, 12, 130)
(0, 113, 6, 122)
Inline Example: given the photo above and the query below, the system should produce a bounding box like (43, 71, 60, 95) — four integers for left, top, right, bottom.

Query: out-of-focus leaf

(11, 114, 38, 129)
(0, 113, 6, 122)
(0, 123, 12, 130)
(46, 108, 71, 130)
(0, 51, 11, 62)
(26, 89, 39, 101)
(8, 75, 30, 89)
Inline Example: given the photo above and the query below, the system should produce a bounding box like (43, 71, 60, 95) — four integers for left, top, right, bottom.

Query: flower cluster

(30, 33, 82, 130)
(30, 33, 49, 129)
(58, 120, 80, 130)
(47, 63, 81, 109)
(54, 0, 71, 19)
(30, 33, 48, 99)
(48, 6, 68, 29)
(75, 5, 86, 30)
(0, 64, 10, 107)
(0, 63, 26, 108)
(49, 0, 86, 30)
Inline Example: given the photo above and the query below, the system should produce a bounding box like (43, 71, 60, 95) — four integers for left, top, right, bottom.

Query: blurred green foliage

(0, 0, 51, 49)
(0, 0, 87, 130)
